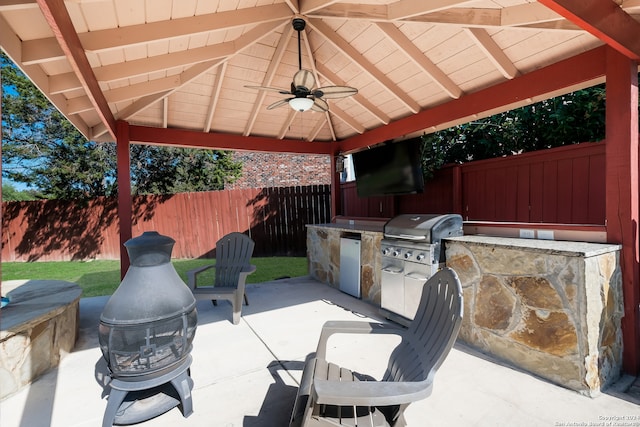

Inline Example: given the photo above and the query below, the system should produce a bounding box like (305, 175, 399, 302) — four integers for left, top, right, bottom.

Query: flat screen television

(352, 139, 424, 197)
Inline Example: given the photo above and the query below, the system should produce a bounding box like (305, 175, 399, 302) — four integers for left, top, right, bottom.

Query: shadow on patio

(1, 276, 638, 427)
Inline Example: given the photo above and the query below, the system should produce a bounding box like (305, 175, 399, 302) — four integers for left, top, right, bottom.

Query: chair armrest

(186, 264, 216, 290)
(239, 264, 257, 276)
(311, 377, 433, 407)
(315, 320, 404, 359)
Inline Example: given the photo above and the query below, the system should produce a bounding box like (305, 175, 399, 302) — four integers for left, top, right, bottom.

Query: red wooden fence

(2, 185, 330, 261)
(2, 142, 607, 262)
(341, 141, 606, 224)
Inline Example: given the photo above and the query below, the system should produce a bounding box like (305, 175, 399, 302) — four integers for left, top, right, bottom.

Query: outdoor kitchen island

(307, 223, 623, 396)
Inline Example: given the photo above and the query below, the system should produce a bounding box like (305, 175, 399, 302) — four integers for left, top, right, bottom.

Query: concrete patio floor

(1, 276, 638, 427)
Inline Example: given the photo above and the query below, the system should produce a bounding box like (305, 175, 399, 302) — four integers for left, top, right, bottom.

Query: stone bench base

(0, 280, 82, 400)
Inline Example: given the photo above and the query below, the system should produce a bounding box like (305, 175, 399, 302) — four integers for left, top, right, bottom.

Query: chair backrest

(382, 267, 463, 383)
(214, 232, 255, 288)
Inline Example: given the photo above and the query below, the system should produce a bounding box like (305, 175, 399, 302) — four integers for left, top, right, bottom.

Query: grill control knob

(392, 250, 401, 257)
(382, 247, 391, 255)
(404, 252, 413, 259)
(416, 253, 426, 261)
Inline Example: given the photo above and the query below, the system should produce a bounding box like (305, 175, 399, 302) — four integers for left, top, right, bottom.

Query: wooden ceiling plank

(85, 3, 291, 52)
(465, 28, 519, 79)
(283, 0, 299, 14)
(338, 46, 608, 154)
(329, 104, 365, 134)
(315, 62, 390, 124)
(97, 21, 287, 138)
(21, 37, 64, 64)
(67, 95, 94, 114)
(105, 75, 181, 103)
(300, 0, 340, 14)
(81, 3, 291, 52)
(94, 41, 235, 83)
(539, 0, 640, 60)
(388, 0, 476, 20)
(244, 24, 293, 136)
(501, 3, 563, 26)
(377, 22, 463, 99)
(204, 62, 227, 132)
(22, 3, 290, 63)
(308, 116, 327, 141)
(305, 3, 388, 21)
(308, 18, 420, 114)
(278, 109, 298, 139)
(49, 71, 81, 93)
(0, 0, 37, 11)
(36, 0, 116, 139)
(403, 9, 501, 27)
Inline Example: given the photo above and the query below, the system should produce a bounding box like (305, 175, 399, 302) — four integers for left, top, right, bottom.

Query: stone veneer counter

(307, 223, 384, 305)
(0, 280, 82, 400)
(445, 235, 622, 396)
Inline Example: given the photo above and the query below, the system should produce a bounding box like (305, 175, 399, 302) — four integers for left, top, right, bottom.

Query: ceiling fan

(246, 18, 358, 112)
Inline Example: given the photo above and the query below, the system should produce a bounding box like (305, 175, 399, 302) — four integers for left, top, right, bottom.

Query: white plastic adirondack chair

(187, 232, 256, 325)
(289, 267, 463, 427)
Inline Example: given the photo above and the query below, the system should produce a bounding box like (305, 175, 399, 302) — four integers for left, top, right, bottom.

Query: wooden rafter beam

(0, 12, 90, 136)
(0, 0, 37, 11)
(204, 62, 227, 133)
(539, 0, 640, 60)
(315, 62, 390, 125)
(387, 0, 475, 20)
(300, 0, 340, 14)
(22, 3, 292, 64)
(501, 2, 563, 26)
(278, 109, 298, 139)
(93, 42, 235, 84)
(35, 0, 116, 139)
(244, 24, 293, 136)
(377, 22, 463, 98)
(308, 18, 420, 114)
(128, 124, 333, 155)
(465, 28, 519, 79)
(328, 104, 366, 134)
(92, 20, 287, 140)
(299, 24, 338, 141)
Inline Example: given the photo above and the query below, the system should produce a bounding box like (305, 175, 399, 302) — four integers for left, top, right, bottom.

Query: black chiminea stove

(99, 231, 197, 427)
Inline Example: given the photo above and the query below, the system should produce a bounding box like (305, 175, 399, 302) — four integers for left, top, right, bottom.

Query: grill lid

(383, 214, 463, 242)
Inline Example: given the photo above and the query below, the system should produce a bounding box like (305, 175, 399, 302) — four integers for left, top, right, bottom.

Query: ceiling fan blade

(293, 69, 316, 91)
(314, 86, 358, 99)
(267, 98, 293, 110)
(311, 97, 329, 112)
(245, 85, 292, 95)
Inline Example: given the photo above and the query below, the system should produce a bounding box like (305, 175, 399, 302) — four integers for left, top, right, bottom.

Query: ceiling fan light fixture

(289, 97, 314, 112)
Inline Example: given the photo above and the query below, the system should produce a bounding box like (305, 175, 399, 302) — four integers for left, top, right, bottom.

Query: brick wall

(229, 152, 331, 189)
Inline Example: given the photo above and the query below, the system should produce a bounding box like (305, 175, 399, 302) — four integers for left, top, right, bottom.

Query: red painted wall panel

(341, 141, 607, 226)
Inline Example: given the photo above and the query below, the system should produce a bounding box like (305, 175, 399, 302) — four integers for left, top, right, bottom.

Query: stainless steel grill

(380, 214, 463, 324)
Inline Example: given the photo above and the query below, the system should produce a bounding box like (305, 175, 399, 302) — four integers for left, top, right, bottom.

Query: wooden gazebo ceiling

(1, 1, 639, 154)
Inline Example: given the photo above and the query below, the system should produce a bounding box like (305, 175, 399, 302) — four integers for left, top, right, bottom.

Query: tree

(1, 52, 243, 200)
(2, 183, 37, 201)
(420, 86, 609, 178)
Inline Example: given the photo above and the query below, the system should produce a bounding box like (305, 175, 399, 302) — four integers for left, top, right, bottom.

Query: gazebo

(0, 0, 638, 376)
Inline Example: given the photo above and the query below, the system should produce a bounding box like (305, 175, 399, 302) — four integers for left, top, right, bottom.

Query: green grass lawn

(1, 257, 308, 297)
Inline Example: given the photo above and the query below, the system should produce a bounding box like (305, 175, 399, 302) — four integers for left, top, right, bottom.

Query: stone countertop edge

(446, 235, 622, 257)
(307, 223, 384, 233)
(0, 280, 83, 336)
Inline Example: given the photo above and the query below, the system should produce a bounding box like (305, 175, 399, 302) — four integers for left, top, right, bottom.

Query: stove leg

(102, 387, 127, 427)
(171, 369, 193, 417)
